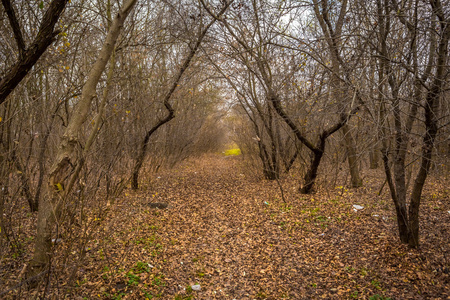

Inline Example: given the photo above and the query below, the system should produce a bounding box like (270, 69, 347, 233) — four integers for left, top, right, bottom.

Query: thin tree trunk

(342, 124, 362, 187)
(285, 149, 299, 173)
(369, 148, 379, 169)
(11, 149, 36, 211)
(131, 2, 232, 189)
(27, 0, 137, 283)
(267, 104, 280, 180)
(391, 84, 410, 243)
(408, 9, 449, 247)
(131, 106, 174, 190)
(375, 0, 410, 243)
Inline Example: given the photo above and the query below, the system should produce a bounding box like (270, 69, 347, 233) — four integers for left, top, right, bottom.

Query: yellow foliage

(224, 148, 241, 156)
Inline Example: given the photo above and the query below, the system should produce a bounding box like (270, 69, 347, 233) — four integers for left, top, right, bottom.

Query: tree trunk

(130, 2, 232, 189)
(369, 147, 379, 169)
(408, 12, 449, 248)
(27, 0, 137, 283)
(285, 148, 299, 173)
(300, 148, 324, 194)
(12, 149, 36, 211)
(0, 0, 69, 104)
(131, 108, 174, 190)
(341, 124, 362, 187)
(266, 104, 280, 180)
(312, 0, 362, 188)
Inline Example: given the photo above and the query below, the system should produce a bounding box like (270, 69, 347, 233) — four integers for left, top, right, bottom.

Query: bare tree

(312, 0, 363, 188)
(372, 0, 450, 247)
(131, 0, 233, 189)
(0, 0, 69, 103)
(27, 0, 138, 282)
(202, 0, 359, 193)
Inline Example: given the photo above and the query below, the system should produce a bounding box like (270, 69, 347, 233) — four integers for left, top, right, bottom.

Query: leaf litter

(1, 154, 449, 299)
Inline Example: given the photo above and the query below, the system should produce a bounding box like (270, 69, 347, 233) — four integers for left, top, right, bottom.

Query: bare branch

(0, 0, 70, 104)
(1, 0, 26, 57)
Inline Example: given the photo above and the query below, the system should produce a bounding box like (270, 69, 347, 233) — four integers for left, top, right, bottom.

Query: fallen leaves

(1, 155, 449, 299)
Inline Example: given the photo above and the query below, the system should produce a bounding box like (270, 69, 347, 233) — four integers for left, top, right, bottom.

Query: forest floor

(1, 154, 450, 299)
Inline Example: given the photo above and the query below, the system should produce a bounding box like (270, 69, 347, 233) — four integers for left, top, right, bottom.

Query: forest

(0, 0, 449, 299)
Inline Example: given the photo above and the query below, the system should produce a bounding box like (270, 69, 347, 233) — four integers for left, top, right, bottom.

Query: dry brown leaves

(1, 154, 449, 299)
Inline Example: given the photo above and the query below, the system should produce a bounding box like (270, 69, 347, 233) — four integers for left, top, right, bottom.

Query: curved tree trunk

(27, 0, 137, 283)
(131, 106, 174, 190)
(407, 10, 449, 247)
(131, 2, 233, 190)
(300, 148, 324, 194)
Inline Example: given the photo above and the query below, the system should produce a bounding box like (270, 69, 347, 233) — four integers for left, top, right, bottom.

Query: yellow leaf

(55, 183, 63, 191)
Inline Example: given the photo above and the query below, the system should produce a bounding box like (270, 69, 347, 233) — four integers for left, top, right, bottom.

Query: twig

(275, 177, 286, 203)
(378, 178, 387, 196)
(16, 263, 27, 283)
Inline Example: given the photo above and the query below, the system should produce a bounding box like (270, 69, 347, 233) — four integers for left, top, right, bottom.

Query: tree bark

(131, 1, 233, 189)
(369, 148, 379, 169)
(313, 0, 362, 188)
(300, 148, 324, 194)
(27, 0, 137, 283)
(131, 105, 174, 190)
(408, 6, 449, 247)
(0, 0, 69, 104)
(342, 124, 362, 187)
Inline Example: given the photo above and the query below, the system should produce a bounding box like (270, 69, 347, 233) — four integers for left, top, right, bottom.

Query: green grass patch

(224, 148, 241, 156)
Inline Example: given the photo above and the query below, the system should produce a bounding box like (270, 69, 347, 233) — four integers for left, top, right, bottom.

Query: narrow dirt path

(148, 156, 305, 299)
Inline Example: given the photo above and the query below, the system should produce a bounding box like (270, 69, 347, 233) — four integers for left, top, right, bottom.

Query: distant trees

(201, 0, 449, 246)
(202, 0, 360, 193)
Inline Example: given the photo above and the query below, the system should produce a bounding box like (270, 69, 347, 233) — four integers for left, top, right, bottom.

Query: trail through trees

(3, 154, 446, 299)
